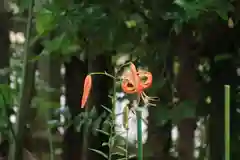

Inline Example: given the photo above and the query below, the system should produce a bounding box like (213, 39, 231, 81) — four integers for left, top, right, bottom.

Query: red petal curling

(81, 75, 92, 108)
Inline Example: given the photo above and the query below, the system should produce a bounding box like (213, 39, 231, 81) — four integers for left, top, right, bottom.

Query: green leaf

(117, 154, 137, 160)
(62, 45, 81, 55)
(102, 142, 109, 147)
(89, 148, 108, 159)
(111, 152, 125, 156)
(92, 112, 106, 136)
(18, 0, 30, 12)
(95, 129, 110, 136)
(116, 146, 127, 153)
(214, 54, 232, 62)
(42, 33, 66, 53)
(0, 84, 12, 106)
(214, 1, 234, 20)
(101, 105, 112, 113)
(47, 120, 59, 128)
(125, 20, 137, 28)
(89, 107, 97, 117)
(36, 8, 56, 35)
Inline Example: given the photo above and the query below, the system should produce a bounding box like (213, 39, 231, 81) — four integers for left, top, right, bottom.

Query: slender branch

(8, 0, 35, 159)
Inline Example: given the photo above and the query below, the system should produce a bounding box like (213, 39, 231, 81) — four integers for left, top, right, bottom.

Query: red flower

(121, 63, 158, 106)
(81, 75, 92, 108)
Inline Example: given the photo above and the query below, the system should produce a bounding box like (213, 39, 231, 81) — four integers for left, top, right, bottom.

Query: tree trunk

(176, 57, 197, 160)
(146, 49, 174, 160)
(0, 1, 10, 158)
(29, 53, 61, 159)
(85, 54, 113, 160)
(63, 56, 87, 160)
(0, 2, 10, 83)
(174, 28, 198, 160)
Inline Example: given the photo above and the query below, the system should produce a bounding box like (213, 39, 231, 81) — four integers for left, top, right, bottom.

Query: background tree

(1, 0, 240, 160)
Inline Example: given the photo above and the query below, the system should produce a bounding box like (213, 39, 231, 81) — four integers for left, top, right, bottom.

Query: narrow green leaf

(117, 154, 137, 160)
(89, 148, 108, 159)
(116, 146, 127, 153)
(101, 105, 112, 113)
(95, 129, 110, 136)
(214, 54, 232, 62)
(111, 152, 125, 156)
(102, 142, 109, 147)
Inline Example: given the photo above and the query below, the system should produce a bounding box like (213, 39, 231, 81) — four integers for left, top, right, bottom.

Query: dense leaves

(4, 0, 240, 159)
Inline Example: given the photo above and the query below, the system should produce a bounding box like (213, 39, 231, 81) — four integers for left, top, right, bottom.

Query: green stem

(112, 68, 117, 121)
(47, 115, 54, 160)
(81, 114, 90, 160)
(108, 67, 117, 160)
(136, 107, 143, 160)
(125, 128, 129, 160)
(224, 85, 230, 160)
(89, 72, 116, 80)
(108, 124, 113, 160)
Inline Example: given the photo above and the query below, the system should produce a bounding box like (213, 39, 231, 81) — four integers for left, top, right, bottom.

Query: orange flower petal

(121, 80, 137, 94)
(81, 75, 92, 108)
(130, 63, 142, 93)
(138, 71, 152, 89)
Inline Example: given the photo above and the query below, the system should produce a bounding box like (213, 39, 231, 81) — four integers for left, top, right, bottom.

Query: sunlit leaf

(125, 20, 137, 28)
(36, 8, 56, 35)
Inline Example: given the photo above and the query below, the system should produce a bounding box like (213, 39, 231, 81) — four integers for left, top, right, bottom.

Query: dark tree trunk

(0, 4, 10, 159)
(63, 54, 112, 160)
(176, 56, 198, 160)
(174, 27, 198, 160)
(86, 54, 113, 160)
(63, 56, 87, 160)
(146, 49, 174, 160)
(0, 6, 10, 85)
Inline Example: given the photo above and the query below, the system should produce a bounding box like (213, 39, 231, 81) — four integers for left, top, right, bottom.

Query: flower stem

(136, 107, 143, 160)
(125, 128, 129, 160)
(108, 67, 117, 160)
(224, 85, 230, 160)
(89, 72, 116, 80)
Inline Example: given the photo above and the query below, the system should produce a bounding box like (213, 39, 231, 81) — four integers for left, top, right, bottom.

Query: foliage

(2, 0, 240, 159)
